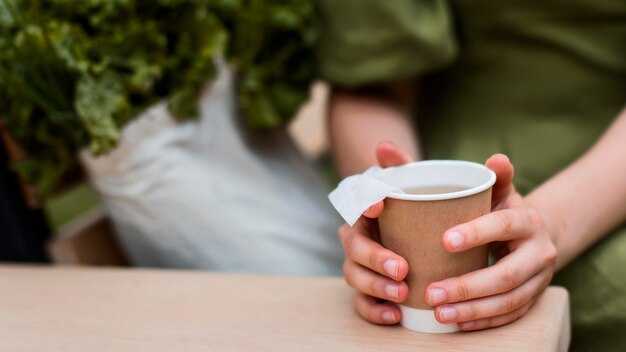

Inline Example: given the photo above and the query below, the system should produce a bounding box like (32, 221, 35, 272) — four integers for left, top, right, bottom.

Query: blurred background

(0, 0, 342, 272)
(0, 81, 331, 266)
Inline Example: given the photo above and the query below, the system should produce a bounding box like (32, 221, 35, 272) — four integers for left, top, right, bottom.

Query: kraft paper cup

(377, 160, 496, 333)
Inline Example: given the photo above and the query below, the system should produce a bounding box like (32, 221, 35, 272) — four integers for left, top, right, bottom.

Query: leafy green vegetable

(0, 0, 317, 196)
(74, 72, 125, 154)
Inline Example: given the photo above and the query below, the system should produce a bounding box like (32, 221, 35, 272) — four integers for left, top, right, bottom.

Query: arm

(329, 81, 420, 178)
(527, 107, 626, 269)
(332, 85, 626, 328)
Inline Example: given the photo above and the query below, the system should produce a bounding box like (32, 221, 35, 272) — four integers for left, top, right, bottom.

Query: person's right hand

(337, 141, 413, 324)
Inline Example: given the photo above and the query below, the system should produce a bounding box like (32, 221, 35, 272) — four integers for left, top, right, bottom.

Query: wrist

(524, 194, 567, 268)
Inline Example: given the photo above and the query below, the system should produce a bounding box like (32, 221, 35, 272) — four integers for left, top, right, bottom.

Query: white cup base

(399, 305, 460, 333)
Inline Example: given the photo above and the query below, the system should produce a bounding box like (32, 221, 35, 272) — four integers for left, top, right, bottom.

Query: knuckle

(465, 303, 480, 321)
(499, 266, 521, 290)
(369, 248, 387, 272)
(368, 248, 384, 269)
(495, 211, 514, 234)
(368, 278, 380, 298)
(527, 208, 544, 230)
(466, 221, 482, 242)
(476, 319, 490, 330)
(505, 292, 525, 313)
(455, 280, 472, 301)
(464, 319, 485, 331)
(544, 244, 558, 265)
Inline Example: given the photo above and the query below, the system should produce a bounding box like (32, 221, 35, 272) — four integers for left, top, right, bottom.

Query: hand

(426, 154, 559, 330)
(338, 145, 559, 330)
(337, 141, 413, 324)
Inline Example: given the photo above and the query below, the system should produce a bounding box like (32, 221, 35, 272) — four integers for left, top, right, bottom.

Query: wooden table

(0, 265, 570, 351)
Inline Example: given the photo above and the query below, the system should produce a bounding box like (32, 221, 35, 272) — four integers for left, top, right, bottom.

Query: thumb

(376, 141, 413, 168)
(362, 141, 413, 219)
(485, 153, 515, 204)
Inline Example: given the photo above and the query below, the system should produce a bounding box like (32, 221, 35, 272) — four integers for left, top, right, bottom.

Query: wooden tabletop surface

(0, 265, 570, 351)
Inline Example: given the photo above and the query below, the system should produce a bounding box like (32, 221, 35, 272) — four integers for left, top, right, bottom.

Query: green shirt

(317, 1, 626, 350)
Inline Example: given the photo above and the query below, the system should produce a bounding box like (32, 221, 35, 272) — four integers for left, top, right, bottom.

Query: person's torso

(418, 0, 626, 194)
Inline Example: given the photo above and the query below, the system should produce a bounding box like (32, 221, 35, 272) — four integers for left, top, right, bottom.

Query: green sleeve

(316, 0, 458, 86)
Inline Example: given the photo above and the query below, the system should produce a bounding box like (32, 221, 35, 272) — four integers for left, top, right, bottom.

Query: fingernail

(383, 259, 398, 278)
(446, 231, 464, 250)
(439, 307, 458, 322)
(382, 311, 396, 322)
(385, 284, 399, 300)
(461, 321, 475, 329)
(428, 288, 447, 305)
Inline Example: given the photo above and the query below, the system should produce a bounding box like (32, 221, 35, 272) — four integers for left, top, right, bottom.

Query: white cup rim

(378, 160, 497, 201)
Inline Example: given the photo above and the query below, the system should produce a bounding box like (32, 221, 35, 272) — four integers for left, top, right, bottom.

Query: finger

(458, 299, 536, 331)
(442, 208, 542, 253)
(426, 241, 554, 305)
(434, 266, 552, 324)
(343, 259, 409, 303)
(485, 154, 515, 205)
(354, 292, 402, 325)
(363, 201, 384, 218)
(339, 225, 409, 280)
(376, 141, 413, 168)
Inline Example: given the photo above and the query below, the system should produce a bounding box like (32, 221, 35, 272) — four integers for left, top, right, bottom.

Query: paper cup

(377, 160, 496, 333)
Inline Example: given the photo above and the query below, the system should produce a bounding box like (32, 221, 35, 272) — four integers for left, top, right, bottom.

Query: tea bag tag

(328, 166, 403, 226)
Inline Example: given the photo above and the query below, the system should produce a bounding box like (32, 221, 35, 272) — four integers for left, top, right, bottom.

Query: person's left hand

(425, 154, 560, 330)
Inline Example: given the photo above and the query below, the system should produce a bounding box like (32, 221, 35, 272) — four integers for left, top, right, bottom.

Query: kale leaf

(0, 0, 317, 195)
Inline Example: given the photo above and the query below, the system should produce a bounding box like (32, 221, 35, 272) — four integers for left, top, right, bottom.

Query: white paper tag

(328, 166, 403, 226)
